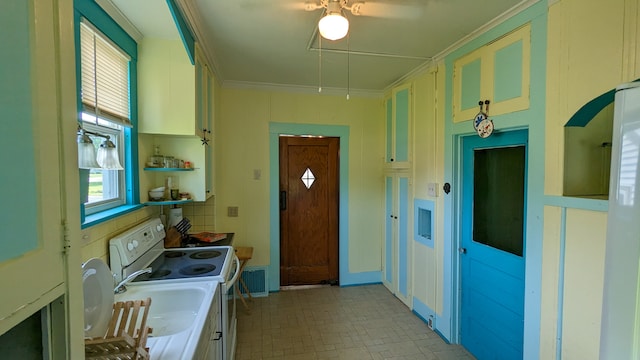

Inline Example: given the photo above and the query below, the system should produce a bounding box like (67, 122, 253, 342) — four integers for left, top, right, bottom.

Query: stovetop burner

(150, 269, 171, 278)
(189, 250, 222, 260)
(131, 246, 229, 283)
(165, 251, 186, 258)
(179, 264, 216, 276)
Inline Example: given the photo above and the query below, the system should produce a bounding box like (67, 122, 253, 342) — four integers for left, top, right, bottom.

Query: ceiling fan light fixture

(318, 12, 349, 40)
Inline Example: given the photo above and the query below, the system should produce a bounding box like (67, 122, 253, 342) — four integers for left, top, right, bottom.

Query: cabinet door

(204, 66, 215, 198)
(385, 84, 412, 168)
(0, 0, 65, 333)
(383, 173, 411, 307)
(138, 38, 196, 135)
(453, 24, 531, 122)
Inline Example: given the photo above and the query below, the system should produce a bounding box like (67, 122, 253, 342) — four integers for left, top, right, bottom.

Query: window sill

(82, 204, 145, 229)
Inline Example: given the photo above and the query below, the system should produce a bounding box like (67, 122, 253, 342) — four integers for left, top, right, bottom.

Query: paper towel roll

(168, 207, 183, 228)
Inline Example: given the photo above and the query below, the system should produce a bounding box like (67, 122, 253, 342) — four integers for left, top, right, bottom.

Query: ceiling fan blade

(351, 1, 425, 19)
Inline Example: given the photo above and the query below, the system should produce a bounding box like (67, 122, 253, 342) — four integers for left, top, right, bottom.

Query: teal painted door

(460, 129, 527, 359)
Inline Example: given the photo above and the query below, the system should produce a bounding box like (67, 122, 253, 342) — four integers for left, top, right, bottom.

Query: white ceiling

(106, 0, 536, 96)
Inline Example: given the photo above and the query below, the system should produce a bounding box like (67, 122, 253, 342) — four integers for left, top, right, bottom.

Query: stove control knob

(132, 240, 139, 248)
(127, 241, 135, 251)
(156, 224, 164, 232)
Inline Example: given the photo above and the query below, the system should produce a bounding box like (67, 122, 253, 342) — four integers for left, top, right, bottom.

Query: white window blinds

(80, 21, 132, 128)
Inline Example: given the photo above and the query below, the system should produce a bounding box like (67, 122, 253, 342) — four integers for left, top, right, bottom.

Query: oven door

(222, 254, 240, 360)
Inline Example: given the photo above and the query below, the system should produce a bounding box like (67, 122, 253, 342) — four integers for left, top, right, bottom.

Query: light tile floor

(236, 284, 475, 360)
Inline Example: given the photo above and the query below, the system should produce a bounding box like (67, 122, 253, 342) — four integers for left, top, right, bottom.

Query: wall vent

(238, 266, 268, 298)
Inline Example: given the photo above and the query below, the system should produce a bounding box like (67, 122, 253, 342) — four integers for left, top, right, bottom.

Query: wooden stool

(234, 246, 254, 311)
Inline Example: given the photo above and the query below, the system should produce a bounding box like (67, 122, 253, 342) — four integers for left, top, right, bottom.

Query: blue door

(460, 129, 528, 359)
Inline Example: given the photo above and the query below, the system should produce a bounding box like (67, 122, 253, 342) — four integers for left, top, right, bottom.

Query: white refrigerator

(600, 82, 640, 359)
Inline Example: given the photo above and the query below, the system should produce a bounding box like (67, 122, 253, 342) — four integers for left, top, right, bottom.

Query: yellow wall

(410, 66, 446, 313)
(214, 88, 385, 271)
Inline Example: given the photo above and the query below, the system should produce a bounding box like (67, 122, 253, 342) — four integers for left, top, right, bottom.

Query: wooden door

(460, 129, 528, 360)
(279, 136, 339, 286)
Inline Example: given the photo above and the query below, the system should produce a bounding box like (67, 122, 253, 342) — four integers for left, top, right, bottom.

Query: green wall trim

(543, 195, 608, 212)
(166, 0, 195, 65)
(268, 122, 378, 291)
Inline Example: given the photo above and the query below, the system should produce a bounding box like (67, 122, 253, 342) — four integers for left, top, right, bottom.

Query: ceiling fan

(303, 0, 421, 40)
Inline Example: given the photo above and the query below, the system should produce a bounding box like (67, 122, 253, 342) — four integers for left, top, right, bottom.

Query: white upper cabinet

(138, 40, 209, 137)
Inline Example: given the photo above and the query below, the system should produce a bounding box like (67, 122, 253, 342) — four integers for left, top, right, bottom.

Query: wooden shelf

(144, 167, 195, 172)
(143, 199, 193, 206)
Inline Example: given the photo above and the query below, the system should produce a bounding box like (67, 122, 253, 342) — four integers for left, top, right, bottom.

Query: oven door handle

(227, 254, 241, 288)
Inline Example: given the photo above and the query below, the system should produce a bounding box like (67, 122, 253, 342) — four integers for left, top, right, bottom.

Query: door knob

(459, 247, 467, 254)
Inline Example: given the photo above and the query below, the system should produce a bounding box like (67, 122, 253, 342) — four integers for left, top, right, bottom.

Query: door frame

(459, 129, 529, 358)
(268, 122, 380, 292)
(446, 128, 536, 347)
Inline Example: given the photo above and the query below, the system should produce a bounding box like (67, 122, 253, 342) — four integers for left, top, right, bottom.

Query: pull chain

(318, 33, 322, 93)
(346, 32, 350, 100)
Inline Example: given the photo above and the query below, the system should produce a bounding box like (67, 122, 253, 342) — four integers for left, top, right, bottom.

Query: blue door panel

(460, 129, 528, 360)
(385, 176, 393, 284)
(398, 176, 409, 297)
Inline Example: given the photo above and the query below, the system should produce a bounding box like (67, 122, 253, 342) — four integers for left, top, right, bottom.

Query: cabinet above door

(453, 23, 531, 123)
(386, 83, 412, 169)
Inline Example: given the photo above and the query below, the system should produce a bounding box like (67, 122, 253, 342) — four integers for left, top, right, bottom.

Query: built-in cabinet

(385, 84, 412, 168)
(138, 40, 215, 202)
(452, 23, 531, 122)
(383, 171, 412, 307)
(0, 0, 70, 338)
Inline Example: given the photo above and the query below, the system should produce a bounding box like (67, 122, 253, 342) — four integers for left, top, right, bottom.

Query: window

(78, 19, 133, 216)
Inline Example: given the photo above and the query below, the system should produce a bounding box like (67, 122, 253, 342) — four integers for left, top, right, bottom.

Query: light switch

(427, 183, 438, 197)
(253, 169, 261, 180)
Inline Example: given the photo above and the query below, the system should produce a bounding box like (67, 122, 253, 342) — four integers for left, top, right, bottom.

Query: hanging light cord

(346, 32, 350, 100)
(318, 33, 322, 93)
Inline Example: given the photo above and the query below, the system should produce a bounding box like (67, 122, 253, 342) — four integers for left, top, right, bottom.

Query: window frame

(74, 0, 141, 227)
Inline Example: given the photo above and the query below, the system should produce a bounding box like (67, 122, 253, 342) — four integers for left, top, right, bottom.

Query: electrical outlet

(227, 206, 239, 217)
(427, 183, 439, 197)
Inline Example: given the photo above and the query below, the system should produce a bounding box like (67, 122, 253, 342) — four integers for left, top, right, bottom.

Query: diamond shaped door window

(301, 167, 315, 189)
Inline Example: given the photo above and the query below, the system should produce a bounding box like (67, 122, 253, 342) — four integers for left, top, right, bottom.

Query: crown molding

(95, 0, 144, 42)
(174, 0, 222, 85)
(432, 0, 539, 63)
(223, 80, 384, 99)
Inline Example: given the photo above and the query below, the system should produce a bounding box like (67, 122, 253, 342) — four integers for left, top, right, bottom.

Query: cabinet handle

(212, 331, 222, 340)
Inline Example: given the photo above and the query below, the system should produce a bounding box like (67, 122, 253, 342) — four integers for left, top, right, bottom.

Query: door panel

(0, 0, 66, 334)
(279, 136, 339, 286)
(460, 129, 528, 360)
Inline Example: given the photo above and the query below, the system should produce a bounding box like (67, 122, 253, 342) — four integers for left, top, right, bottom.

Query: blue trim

(269, 122, 380, 291)
(556, 208, 567, 360)
(385, 176, 393, 283)
(73, 1, 137, 58)
(544, 195, 608, 212)
(563, 78, 638, 128)
(413, 296, 436, 328)
(414, 198, 435, 248)
(398, 176, 409, 297)
(166, 0, 195, 65)
(74, 0, 140, 223)
(442, 4, 547, 357)
(82, 204, 144, 229)
(339, 281, 382, 288)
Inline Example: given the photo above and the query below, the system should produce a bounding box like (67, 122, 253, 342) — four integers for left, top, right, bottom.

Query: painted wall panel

(216, 89, 384, 289)
(494, 40, 523, 102)
(562, 208, 607, 360)
(540, 206, 562, 360)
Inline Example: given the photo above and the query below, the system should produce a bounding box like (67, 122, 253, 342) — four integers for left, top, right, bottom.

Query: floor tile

(236, 284, 475, 360)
